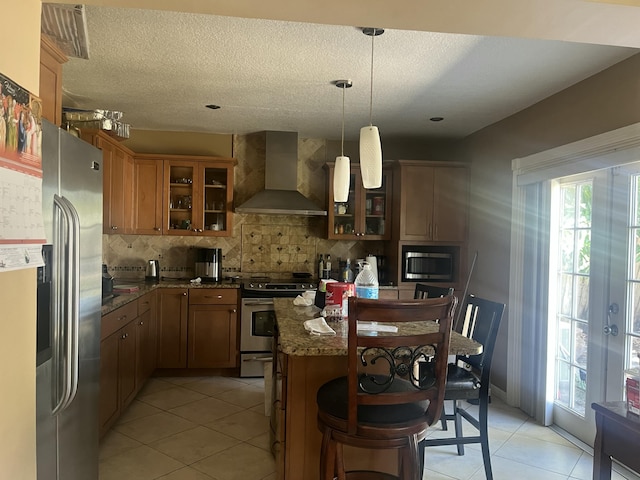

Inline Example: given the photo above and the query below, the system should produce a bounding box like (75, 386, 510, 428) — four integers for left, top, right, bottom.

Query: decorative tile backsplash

(102, 132, 383, 280)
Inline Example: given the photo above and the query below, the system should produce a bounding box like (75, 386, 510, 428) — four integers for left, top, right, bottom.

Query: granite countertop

(273, 297, 482, 357)
(101, 280, 240, 315)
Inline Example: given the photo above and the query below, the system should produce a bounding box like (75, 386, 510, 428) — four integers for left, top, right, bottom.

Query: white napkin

(357, 322, 398, 333)
(303, 317, 336, 336)
(293, 295, 313, 306)
(190, 277, 202, 284)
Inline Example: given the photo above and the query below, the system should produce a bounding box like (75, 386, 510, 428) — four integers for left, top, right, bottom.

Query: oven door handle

(242, 298, 275, 306)
(242, 355, 273, 362)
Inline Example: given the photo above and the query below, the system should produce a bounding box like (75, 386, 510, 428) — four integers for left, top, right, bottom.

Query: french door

(549, 164, 640, 444)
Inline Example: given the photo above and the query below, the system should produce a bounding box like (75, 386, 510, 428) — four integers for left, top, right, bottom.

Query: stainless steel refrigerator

(36, 120, 102, 480)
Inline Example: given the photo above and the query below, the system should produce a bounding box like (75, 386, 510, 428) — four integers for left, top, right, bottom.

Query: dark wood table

(591, 401, 640, 480)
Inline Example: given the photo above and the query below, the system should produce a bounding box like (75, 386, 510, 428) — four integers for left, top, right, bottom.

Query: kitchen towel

(303, 317, 336, 336)
(293, 295, 313, 306)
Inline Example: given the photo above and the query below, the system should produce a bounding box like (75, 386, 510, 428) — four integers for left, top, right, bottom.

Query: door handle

(604, 303, 619, 336)
(52, 195, 81, 415)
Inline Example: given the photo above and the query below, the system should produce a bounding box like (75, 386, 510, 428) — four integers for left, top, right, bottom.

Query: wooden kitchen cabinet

(132, 157, 163, 235)
(135, 291, 157, 387)
(325, 162, 392, 240)
(162, 155, 236, 236)
(80, 129, 134, 234)
(118, 321, 138, 408)
(156, 288, 189, 368)
(39, 35, 67, 126)
(99, 300, 139, 437)
(99, 328, 120, 436)
(99, 293, 159, 438)
(392, 160, 469, 242)
(187, 289, 238, 368)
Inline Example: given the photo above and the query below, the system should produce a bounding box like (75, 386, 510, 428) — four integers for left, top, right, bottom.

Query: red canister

(325, 282, 355, 317)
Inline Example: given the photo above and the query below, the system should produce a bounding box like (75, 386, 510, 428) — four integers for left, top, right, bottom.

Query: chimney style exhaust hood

(236, 131, 327, 216)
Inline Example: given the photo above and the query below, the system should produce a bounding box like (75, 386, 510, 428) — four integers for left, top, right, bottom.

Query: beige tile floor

(99, 376, 640, 480)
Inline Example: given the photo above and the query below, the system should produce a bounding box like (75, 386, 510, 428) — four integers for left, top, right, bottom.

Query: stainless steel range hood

(236, 131, 327, 216)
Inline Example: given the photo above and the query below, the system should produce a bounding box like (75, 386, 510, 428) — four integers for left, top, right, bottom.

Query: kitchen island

(271, 297, 482, 480)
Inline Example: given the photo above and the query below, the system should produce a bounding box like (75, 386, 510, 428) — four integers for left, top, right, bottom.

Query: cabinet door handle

(154, 227, 161, 231)
(111, 225, 118, 230)
(182, 292, 187, 296)
(139, 321, 144, 326)
(231, 308, 237, 313)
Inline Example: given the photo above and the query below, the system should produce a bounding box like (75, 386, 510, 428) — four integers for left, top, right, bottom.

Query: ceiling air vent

(41, 4, 90, 59)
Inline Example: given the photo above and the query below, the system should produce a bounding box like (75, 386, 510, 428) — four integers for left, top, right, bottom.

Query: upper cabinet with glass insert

(325, 162, 392, 240)
(162, 155, 236, 236)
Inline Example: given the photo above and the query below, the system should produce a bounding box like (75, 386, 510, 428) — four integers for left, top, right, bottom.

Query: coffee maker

(195, 248, 222, 282)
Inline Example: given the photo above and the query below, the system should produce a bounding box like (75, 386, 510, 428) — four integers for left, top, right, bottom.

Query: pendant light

(359, 27, 384, 189)
(334, 79, 352, 203)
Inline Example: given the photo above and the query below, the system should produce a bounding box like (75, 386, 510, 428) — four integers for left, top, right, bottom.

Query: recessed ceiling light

(430, 117, 444, 122)
(205, 104, 221, 110)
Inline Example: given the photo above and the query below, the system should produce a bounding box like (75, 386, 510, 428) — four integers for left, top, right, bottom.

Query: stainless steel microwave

(401, 246, 455, 282)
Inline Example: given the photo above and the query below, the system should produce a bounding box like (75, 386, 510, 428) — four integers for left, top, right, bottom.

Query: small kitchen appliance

(195, 248, 222, 282)
(145, 259, 160, 282)
(102, 264, 114, 300)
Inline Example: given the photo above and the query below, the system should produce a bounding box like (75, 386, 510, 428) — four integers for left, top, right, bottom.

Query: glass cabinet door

(364, 170, 390, 238)
(201, 166, 229, 233)
(167, 163, 195, 233)
(332, 172, 358, 237)
(327, 165, 392, 240)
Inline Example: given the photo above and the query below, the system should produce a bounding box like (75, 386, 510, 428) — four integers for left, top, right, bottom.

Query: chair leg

(336, 443, 346, 480)
(453, 400, 464, 456)
(320, 428, 336, 480)
(440, 401, 448, 431)
(479, 395, 493, 480)
(399, 437, 419, 480)
(418, 438, 425, 475)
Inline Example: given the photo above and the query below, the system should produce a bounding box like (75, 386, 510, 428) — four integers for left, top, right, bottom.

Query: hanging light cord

(341, 83, 346, 156)
(368, 28, 376, 127)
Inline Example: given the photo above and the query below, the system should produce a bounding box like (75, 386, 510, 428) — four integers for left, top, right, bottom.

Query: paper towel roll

(365, 255, 378, 283)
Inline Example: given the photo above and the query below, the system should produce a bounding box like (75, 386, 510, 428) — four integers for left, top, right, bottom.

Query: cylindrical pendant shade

(333, 155, 350, 203)
(360, 126, 382, 189)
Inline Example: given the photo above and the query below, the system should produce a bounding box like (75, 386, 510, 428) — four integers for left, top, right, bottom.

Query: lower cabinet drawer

(189, 288, 238, 305)
(101, 301, 138, 340)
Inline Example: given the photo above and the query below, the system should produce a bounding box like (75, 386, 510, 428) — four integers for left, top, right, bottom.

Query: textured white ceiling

(60, 6, 638, 141)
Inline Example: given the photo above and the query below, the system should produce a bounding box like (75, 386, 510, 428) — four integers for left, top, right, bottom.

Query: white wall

(0, 1, 41, 478)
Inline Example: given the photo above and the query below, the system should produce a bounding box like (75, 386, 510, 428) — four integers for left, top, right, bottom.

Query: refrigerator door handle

(52, 195, 80, 415)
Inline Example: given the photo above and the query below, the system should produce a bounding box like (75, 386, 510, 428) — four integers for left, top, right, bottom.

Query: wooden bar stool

(316, 296, 456, 480)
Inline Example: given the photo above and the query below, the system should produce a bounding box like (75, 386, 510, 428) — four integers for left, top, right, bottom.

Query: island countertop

(273, 297, 482, 357)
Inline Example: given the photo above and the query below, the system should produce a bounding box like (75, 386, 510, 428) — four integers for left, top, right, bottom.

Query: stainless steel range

(240, 278, 316, 377)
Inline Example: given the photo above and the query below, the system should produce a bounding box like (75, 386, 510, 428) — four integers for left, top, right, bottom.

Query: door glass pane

(169, 165, 194, 230)
(554, 180, 592, 416)
(203, 166, 227, 232)
(333, 172, 356, 236)
(627, 175, 640, 371)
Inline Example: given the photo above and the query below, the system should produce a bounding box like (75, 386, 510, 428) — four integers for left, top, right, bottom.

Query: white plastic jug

(354, 262, 379, 299)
